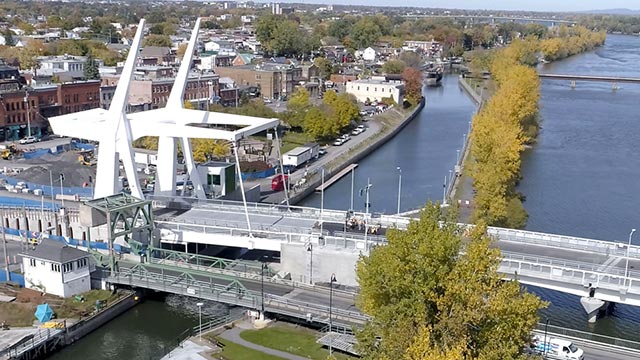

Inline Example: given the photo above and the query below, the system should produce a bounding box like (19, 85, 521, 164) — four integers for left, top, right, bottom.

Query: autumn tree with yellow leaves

(355, 204, 546, 360)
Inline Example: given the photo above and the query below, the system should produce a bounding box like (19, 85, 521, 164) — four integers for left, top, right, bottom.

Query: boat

(424, 68, 443, 87)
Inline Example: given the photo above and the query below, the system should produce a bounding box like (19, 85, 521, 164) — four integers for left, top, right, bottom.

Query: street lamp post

(543, 317, 549, 356)
(320, 168, 325, 236)
(261, 261, 268, 317)
(24, 93, 31, 138)
(626, 229, 636, 285)
(396, 167, 402, 214)
(2, 226, 8, 281)
(59, 173, 65, 208)
(306, 243, 313, 284)
(196, 302, 204, 340)
(329, 273, 337, 357)
(350, 167, 355, 211)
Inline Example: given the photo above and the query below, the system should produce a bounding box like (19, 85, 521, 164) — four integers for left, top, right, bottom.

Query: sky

(271, 0, 640, 12)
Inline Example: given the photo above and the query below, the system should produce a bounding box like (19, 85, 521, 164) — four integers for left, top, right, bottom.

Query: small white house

(197, 161, 236, 198)
(346, 79, 405, 104)
(22, 241, 93, 298)
(361, 47, 377, 62)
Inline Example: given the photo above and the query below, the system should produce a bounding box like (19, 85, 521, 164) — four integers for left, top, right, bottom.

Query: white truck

(531, 335, 585, 360)
(283, 146, 313, 167)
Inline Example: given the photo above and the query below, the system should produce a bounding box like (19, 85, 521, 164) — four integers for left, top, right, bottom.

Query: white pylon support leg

(155, 137, 178, 197)
(116, 113, 143, 199)
(181, 137, 206, 199)
(94, 19, 145, 199)
(94, 131, 119, 198)
(233, 141, 252, 235)
(273, 127, 289, 207)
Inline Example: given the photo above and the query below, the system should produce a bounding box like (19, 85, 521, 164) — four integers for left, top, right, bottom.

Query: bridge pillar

(580, 297, 606, 323)
(570, 80, 576, 89)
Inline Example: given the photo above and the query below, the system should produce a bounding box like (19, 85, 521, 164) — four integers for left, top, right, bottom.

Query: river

(56, 35, 640, 358)
(519, 34, 640, 340)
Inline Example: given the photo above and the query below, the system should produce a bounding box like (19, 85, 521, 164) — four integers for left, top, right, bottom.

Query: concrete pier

(580, 297, 606, 323)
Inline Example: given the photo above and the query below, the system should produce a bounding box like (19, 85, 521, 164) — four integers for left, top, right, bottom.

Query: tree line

(468, 26, 606, 228)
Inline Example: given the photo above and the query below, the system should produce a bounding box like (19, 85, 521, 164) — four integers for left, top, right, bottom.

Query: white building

(197, 161, 236, 198)
(360, 47, 377, 62)
(22, 241, 93, 298)
(346, 79, 405, 104)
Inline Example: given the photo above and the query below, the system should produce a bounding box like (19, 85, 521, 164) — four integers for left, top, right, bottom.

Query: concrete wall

(280, 243, 361, 286)
(288, 97, 426, 205)
(65, 292, 138, 344)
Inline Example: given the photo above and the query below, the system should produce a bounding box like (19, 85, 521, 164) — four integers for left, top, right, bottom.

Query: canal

(57, 35, 640, 358)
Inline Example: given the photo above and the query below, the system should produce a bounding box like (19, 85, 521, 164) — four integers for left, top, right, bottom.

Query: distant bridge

(539, 73, 640, 84)
(401, 14, 575, 26)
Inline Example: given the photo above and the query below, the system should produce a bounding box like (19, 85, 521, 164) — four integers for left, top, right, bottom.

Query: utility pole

(2, 226, 8, 281)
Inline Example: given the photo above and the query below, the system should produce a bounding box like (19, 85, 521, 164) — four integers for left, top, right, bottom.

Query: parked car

(340, 134, 351, 142)
(333, 138, 344, 146)
(263, 97, 273, 104)
(19, 136, 40, 145)
(318, 148, 327, 156)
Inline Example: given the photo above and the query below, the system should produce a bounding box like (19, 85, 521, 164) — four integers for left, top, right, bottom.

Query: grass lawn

(281, 131, 313, 153)
(55, 290, 122, 319)
(240, 323, 356, 360)
(0, 303, 38, 327)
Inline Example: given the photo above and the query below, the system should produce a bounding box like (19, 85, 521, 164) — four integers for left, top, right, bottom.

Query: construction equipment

(1, 144, 18, 160)
(78, 150, 97, 166)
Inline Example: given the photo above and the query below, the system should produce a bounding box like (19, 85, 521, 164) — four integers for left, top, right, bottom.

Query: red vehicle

(271, 174, 289, 191)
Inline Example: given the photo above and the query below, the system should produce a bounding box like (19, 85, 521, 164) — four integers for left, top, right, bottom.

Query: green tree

(313, 57, 333, 80)
(84, 53, 100, 80)
(286, 87, 311, 129)
(143, 34, 172, 47)
(382, 59, 406, 75)
(302, 106, 331, 140)
(356, 204, 546, 359)
(350, 16, 382, 49)
(2, 29, 14, 46)
(328, 17, 355, 41)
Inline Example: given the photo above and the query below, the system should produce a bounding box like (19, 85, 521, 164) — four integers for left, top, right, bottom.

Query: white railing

(489, 227, 640, 258)
(155, 220, 387, 250)
(499, 253, 640, 294)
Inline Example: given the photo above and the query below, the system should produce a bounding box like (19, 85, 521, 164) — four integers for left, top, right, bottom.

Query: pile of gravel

(13, 152, 96, 188)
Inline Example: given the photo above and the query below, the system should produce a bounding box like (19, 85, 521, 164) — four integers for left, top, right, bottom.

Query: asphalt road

(246, 118, 382, 204)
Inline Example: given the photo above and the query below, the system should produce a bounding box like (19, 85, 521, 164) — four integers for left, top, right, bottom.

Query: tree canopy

(355, 204, 546, 360)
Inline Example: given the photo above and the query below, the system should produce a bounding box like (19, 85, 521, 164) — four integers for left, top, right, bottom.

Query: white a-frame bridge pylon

(49, 18, 280, 208)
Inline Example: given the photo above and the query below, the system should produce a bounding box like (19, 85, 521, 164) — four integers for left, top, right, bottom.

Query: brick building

(57, 80, 101, 114)
(128, 73, 219, 110)
(214, 63, 302, 100)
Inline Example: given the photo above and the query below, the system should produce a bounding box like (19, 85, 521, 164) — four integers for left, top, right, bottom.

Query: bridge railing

(148, 194, 411, 230)
(500, 254, 640, 294)
(108, 264, 367, 325)
(155, 220, 388, 250)
(488, 227, 640, 258)
(534, 323, 640, 351)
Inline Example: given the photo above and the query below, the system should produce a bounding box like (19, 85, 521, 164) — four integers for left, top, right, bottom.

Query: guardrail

(155, 220, 387, 250)
(489, 227, 640, 259)
(500, 254, 640, 294)
(109, 264, 367, 326)
(534, 323, 640, 351)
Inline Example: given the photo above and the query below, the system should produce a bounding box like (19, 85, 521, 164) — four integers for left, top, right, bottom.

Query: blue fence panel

(73, 142, 95, 151)
(0, 174, 94, 199)
(0, 272, 25, 286)
(240, 167, 276, 181)
(22, 148, 53, 159)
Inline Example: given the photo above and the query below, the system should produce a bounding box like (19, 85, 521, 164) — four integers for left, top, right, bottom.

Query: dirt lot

(11, 151, 97, 188)
(0, 284, 119, 327)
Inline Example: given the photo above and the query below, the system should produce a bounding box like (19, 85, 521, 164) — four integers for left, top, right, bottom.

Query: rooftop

(22, 240, 89, 264)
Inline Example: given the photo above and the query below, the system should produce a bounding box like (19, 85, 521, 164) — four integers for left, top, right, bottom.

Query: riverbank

(289, 98, 425, 206)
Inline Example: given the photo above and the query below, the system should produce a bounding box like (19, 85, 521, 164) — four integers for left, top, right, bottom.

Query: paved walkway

(160, 339, 210, 360)
(219, 326, 309, 360)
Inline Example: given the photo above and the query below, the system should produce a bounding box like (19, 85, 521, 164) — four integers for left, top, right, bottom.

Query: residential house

(233, 53, 256, 66)
(139, 47, 174, 66)
(198, 55, 233, 71)
(22, 241, 93, 298)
